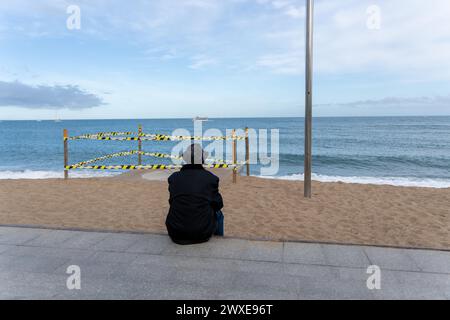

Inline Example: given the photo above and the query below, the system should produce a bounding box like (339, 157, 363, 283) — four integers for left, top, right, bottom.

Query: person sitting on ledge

(165, 143, 224, 245)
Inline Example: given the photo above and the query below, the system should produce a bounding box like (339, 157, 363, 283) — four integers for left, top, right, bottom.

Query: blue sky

(1, 0, 450, 120)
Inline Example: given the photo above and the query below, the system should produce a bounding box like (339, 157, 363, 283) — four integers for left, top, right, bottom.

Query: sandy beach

(0, 174, 449, 251)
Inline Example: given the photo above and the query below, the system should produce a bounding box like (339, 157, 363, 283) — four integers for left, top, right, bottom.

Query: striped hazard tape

(142, 134, 246, 141)
(65, 163, 235, 170)
(70, 151, 139, 168)
(65, 132, 246, 141)
(67, 150, 243, 170)
(66, 132, 137, 141)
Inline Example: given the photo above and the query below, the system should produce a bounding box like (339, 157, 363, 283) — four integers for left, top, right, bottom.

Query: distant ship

(54, 111, 62, 122)
(193, 116, 208, 122)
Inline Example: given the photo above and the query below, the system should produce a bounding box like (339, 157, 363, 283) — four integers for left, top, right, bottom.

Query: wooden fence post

(64, 129, 69, 180)
(138, 124, 142, 165)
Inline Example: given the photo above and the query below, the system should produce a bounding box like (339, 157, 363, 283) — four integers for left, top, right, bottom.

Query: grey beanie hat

(182, 143, 209, 164)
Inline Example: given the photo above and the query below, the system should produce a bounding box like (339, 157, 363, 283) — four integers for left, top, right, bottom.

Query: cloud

(0, 81, 105, 109)
(254, 0, 450, 79)
(318, 95, 450, 109)
(257, 53, 302, 74)
(2, 0, 450, 79)
(5, 0, 450, 78)
(284, 6, 304, 19)
(189, 55, 218, 69)
(268, 0, 304, 18)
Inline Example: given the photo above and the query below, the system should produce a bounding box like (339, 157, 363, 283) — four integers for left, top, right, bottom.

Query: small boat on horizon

(193, 116, 208, 122)
(54, 111, 62, 122)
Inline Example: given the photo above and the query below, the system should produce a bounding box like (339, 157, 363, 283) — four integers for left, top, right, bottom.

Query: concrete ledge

(0, 226, 449, 300)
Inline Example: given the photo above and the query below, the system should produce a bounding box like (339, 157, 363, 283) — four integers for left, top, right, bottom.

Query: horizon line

(2, 115, 450, 121)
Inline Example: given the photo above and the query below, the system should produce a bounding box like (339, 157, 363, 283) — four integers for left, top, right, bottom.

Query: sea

(1, 117, 450, 188)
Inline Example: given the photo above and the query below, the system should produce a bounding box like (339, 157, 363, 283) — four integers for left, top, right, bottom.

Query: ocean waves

(0, 170, 119, 179)
(261, 173, 450, 189)
(278, 153, 450, 169)
(2, 169, 450, 189)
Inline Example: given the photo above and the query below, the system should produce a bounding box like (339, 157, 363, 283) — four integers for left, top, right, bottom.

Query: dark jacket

(166, 164, 224, 245)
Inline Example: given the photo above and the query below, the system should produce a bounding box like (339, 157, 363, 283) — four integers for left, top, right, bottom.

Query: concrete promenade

(0, 226, 449, 299)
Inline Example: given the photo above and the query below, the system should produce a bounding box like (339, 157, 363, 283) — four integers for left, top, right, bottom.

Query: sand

(0, 174, 449, 250)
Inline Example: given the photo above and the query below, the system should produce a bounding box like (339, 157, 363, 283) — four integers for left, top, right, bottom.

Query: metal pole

(138, 124, 142, 165)
(245, 127, 250, 176)
(304, 0, 314, 198)
(232, 129, 237, 184)
(63, 129, 69, 180)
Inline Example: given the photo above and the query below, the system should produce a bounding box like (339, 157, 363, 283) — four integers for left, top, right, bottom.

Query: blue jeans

(214, 210, 224, 236)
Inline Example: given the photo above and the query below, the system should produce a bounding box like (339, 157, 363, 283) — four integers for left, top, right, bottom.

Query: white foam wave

(3, 170, 450, 188)
(0, 170, 119, 180)
(260, 173, 450, 189)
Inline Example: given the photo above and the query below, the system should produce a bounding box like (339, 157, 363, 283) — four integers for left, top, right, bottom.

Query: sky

(1, 0, 450, 120)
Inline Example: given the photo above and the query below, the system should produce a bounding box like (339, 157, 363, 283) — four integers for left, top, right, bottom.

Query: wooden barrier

(138, 124, 142, 166)
(64, 129, 69, 180)
(63, 126, 249, 183)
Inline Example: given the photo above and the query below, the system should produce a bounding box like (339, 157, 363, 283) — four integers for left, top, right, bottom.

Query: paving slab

(219, 271, 298, 300)
(0, 227, 47, 245)
(234, 259, 284, 276)
(53, 259, 129, 278)
(25, 230, 80, 247)
(57, 231, 110, 250)
(284, 263, 339, 280)
(87, 251, 140, 264)
(322, 244, 371, 268)
(135, 281, 220, 300)
(171, 267, 237, 290)
(162, 238, 249, 260)
(133, 254, 240, 273)
(283, 243, 327, 265)
(295, 275, 374, 300)
(126, 234, 172, 255)
(363, 247, 422, 272)
(371, 270, 449, 300)
(0, 255, 69, 274)
(91, 233, 147, 252)
(392, 271, 450, 298)
(407, 249, 450, 274)
(2, 245, 94, 260)
(0, 273, 64, 300)
(0, 245, 15, 254)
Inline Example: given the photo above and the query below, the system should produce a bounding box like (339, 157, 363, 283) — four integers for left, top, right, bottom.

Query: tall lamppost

(304, 0, 314, 198)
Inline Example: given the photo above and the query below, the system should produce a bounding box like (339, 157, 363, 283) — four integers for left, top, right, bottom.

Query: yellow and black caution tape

(71, 151, 183, 167)
(141, 151, 183, 161)
(67, 150, 243, 170)
(142, 151, 244, 164)
(70, 151, 140, 168)
(142, 151, 246, 165)
(71, 136, 141, 141)
(65, 132, 246, 141)
(142, 134, 245, 141)
(65, 164, 178, 170)
(65, 163, 234, 170)
(66, 131, 137, 141)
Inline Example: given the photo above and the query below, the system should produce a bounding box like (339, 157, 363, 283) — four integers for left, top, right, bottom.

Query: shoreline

(0, 176, 449, 251)
(1, 171, 450, 189)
